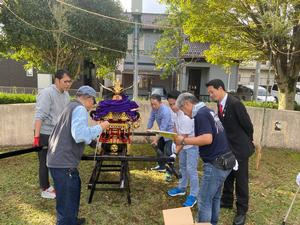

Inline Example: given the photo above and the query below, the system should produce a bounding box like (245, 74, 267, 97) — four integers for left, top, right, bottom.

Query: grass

(0, 145, 300, 225)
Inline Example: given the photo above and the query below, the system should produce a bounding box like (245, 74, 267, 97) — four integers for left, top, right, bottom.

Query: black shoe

(77, 218, 86, 225)
(233, 214, 246, 225)
(220, 201, 233, 209)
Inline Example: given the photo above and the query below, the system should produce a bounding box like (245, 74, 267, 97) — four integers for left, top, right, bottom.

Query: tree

(160, 0, 300, 110)
(0, 0, 129, 78)
(152, 6, 188, 81)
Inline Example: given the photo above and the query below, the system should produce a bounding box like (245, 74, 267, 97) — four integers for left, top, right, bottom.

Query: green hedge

(0, 93, 36, 104)
(243, 101, 278, 109)
(0, 93, 299, 112)
(243, 101, 300, 111)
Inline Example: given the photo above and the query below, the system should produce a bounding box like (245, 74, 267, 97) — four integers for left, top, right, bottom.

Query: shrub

(243, 101, 278, 109)
(0, 93, 36, 104)
(243, 101, 300, 111)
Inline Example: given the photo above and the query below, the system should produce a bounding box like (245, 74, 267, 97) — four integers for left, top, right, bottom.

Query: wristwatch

(180, 137, 186, 145)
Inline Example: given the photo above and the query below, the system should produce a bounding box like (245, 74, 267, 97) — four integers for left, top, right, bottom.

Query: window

(127, 33, 144, 51)
(127, 34, 133, 50)
(26, 68, 33, 77)
(272, 84, 278, 91)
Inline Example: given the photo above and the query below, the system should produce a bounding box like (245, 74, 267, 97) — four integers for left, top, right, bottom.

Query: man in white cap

(47, 86, 110, 225)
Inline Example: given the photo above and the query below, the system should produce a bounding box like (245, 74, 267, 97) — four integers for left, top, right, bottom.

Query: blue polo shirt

(147, 104, 174, 141)
(194, 106, 229, 162)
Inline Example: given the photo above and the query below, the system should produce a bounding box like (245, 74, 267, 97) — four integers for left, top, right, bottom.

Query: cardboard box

(163, 207, 212, 225)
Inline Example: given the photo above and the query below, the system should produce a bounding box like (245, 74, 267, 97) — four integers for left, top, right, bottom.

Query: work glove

(169, 143, 177, 159)
(170, 153, 177, 159)
(233, 160, 239, 171)
(171, 143, 176, 154)
(296, 172, 300, 186)
(33, 136, 40, 147)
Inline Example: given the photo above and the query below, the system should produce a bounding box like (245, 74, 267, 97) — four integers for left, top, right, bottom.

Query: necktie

(219, 104, 223, 115)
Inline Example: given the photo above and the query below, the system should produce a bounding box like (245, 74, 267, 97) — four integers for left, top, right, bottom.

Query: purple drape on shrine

(93, 94, 139, 121)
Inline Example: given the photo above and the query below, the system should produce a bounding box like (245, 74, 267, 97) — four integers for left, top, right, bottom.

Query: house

(119, 13, 172, 97)
(238, 61, 275, 88)
(120, 13, 239, 100)
(179, 41, 238, 100)
(0, 58, 37, 93)
(0, 12, 239, 99)
(0, 58, 99, 94)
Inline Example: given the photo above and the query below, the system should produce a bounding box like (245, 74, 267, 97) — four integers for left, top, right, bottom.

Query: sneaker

(151, 165, 166, 172)
(167, 187, 186, 197)
(47, 186, 55, 192)
(41, 186, 56, 199)
(183, 195, 197, 207)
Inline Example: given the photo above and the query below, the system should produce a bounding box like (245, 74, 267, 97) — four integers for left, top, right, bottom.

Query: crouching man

(47, 86, 110, 225)
(174, 93, 235, 225)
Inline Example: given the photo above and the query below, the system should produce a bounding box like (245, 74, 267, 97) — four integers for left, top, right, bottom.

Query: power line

(55, 0, 300, 55)
(2, 1, 58, 33)
(3, 2, 126, 54)
(55, 0, 300, 30)
(1, 1, 191, 59)
(55, 0, 177, 30)
(1, 1, 126, 54)
(3, 1, 299, 59)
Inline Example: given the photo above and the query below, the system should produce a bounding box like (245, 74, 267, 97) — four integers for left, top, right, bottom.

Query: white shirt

(220, 93, 228, 110)
(172, 110, 195, 149)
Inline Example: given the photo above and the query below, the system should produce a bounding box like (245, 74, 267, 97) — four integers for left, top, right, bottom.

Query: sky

(119, 0, 166, 13)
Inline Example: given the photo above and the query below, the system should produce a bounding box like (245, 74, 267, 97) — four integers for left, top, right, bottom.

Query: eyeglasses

(63, 80, 72, 84)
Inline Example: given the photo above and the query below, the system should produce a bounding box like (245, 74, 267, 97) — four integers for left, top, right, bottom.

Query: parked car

(237, 84, 276, 102)
(271, 83, 300, 104)
(150, 86, 167, 99)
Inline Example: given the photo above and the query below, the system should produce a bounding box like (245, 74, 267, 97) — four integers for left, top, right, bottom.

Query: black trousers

(157, 137, 173, 169)
(37, 134, 50, 189)
(221, 158, 249, 215)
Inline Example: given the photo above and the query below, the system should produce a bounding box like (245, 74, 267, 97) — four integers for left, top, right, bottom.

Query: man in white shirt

(166, 91, 199, 207)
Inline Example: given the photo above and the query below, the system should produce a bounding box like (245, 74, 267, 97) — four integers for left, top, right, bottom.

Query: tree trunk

(278, 87, 295, 110)
(273, 53, 300, 110)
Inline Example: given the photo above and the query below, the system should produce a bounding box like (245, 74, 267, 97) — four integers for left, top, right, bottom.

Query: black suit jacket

(218, 94, 254, 160)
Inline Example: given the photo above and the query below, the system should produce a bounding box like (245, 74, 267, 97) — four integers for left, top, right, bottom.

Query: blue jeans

(50, 168, 81, 225)
(178, 146, 199, 196)
(197, 163, 231, 225)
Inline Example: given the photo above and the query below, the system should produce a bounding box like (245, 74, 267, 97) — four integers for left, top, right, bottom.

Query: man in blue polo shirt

(174, 92, 234, 225)
(147, 94, 174, 174)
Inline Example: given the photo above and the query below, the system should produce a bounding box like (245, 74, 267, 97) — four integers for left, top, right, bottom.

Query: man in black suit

(206, 79, 254, 225)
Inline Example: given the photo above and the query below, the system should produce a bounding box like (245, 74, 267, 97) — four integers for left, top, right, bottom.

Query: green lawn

(0, 145, 300, 225)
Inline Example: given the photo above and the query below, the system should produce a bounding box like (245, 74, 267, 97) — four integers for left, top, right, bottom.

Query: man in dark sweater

(206, 79, 254, 225)
(174, 92, 233, 225)
(47, 86, 109, 225)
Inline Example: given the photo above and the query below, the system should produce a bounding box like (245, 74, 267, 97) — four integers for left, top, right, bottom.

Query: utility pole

(133, 20, 139, 100)
(132, 0, 142, 100)
(265, 53, 272, 102)
(253, 61, 261, 101)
